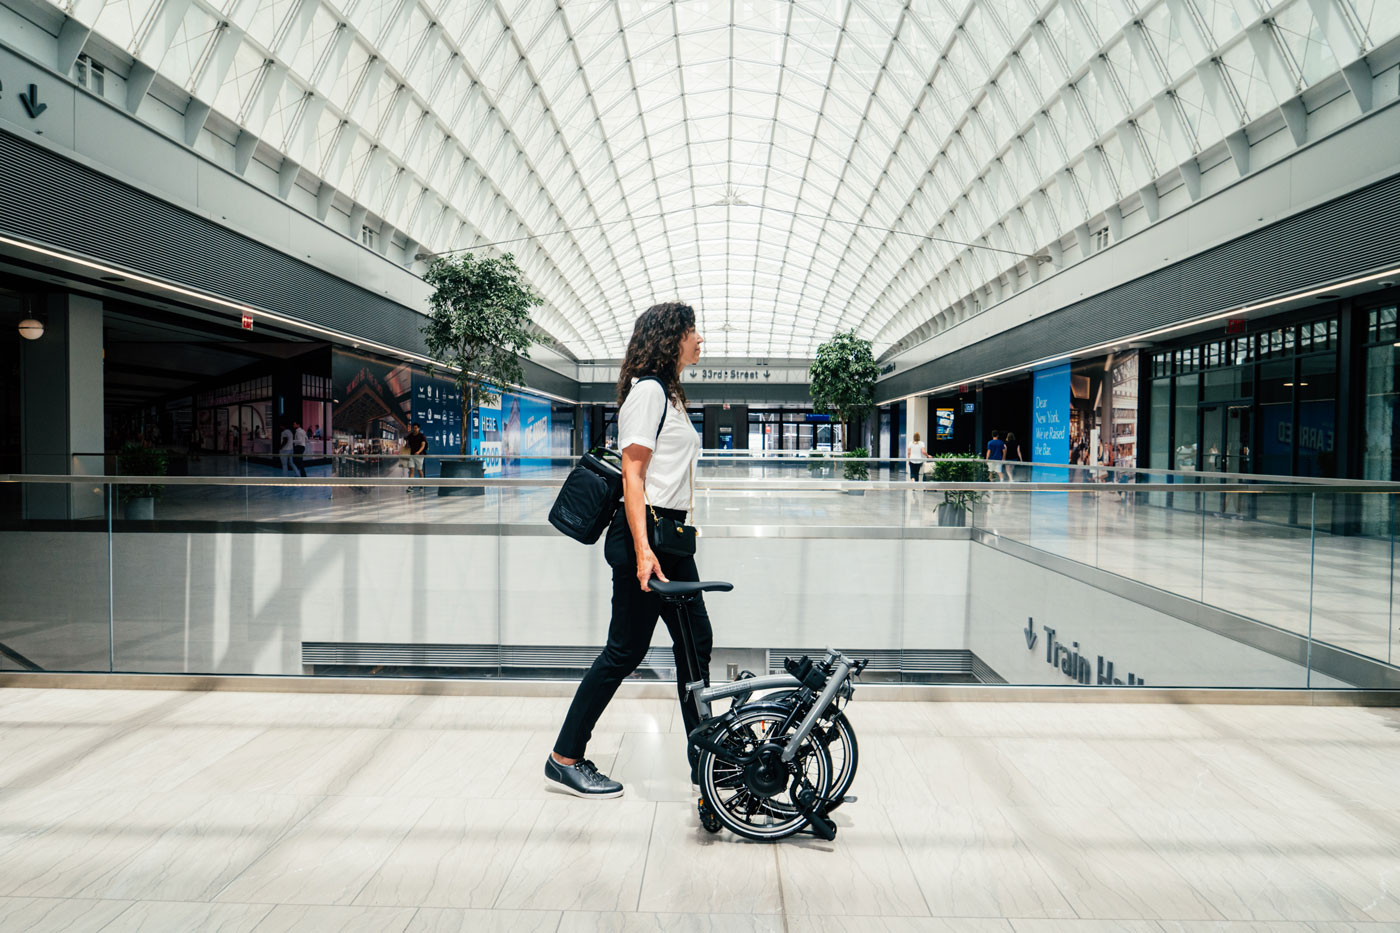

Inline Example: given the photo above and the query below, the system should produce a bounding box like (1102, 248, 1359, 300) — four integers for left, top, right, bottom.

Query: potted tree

(421, 252, 543, 497)
(841, 447, 870, 487)
(808, 330, 879, 489)
(116, 442, 168, 520)
(929, 453, 989, 526)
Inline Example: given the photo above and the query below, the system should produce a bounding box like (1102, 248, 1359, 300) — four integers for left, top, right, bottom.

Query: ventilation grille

(302, 642, 994, 678)
(302, 642, 677, 669)
(971, 654, 1008, 685)
(0, 130, 575, 400)
(881, 170, 1400, 398)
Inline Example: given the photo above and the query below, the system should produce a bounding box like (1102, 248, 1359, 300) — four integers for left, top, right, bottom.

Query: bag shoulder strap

(635, 375, 669, 442)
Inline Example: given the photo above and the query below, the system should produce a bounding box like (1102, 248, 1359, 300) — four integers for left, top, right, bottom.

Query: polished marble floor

(1, 686, 1398, 932)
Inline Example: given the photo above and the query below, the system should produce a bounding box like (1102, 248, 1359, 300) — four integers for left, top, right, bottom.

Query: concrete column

(907, 396, 930, 452)
(21, 292, 104, 519)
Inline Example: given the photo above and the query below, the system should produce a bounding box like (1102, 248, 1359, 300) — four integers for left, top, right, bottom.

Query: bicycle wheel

(698, 705, 832, 841)
(765, 691, 859, 804)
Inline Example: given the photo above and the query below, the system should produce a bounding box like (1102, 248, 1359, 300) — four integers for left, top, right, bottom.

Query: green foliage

(808, 331, 879, 440)
(842, 446, 870, 482)
(929, 453, 989, 508)
(421, 252, 544, 453)
(807, 450, 829, 475)
(116, 442, 168, 501)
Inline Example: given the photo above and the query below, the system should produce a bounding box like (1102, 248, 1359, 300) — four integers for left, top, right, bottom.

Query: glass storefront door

(1199, 402, 1253, 515)
(1198, 403, 1253, 474)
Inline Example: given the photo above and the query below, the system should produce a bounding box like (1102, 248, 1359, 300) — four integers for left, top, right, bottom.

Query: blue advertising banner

(1031, 363, 1071, 546)
(935, 408, 955, 440)
(504, 392, 552, 475)
(1032, 363, 1071, 466)
(473, 387, 553, 476)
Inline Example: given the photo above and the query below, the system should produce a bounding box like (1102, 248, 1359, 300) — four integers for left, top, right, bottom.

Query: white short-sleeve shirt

(617, 378, 701, 512)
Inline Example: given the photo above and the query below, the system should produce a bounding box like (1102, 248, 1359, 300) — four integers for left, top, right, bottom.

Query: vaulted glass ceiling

(54, 0, 1400, 358)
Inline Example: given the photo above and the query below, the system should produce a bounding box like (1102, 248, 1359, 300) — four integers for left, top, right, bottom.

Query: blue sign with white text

(1031, 363, 1070, 543)
(1032, 363, 1071, 465)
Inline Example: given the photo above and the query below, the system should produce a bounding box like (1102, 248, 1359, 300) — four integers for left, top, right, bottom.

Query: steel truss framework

(36, 0, 1400, 359)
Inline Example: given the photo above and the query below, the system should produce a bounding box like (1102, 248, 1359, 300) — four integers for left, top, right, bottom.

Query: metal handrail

(6, 473, 1400, 494)
(72, 449, 1388, 486)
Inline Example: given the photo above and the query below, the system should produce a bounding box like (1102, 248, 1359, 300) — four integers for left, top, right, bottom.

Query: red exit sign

(241, 313, 254, 330)
(1225, 318, 1246, 334)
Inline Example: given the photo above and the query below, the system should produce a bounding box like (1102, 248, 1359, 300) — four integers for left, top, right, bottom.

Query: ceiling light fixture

(17, 318, 44, 340)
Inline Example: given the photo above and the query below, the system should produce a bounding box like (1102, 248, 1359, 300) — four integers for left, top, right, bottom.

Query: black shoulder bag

(548, 377, 667, 545)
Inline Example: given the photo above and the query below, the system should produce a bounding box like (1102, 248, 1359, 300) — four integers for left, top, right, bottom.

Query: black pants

(554, 515, 712, 762)
(292, 444, 307, 477)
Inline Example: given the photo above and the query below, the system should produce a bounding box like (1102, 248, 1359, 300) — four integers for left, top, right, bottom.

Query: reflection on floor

(0, 686, 1397, 932)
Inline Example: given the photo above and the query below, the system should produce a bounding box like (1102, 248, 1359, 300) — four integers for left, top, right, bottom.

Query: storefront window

(1293, 354, 1338, 477)
(1364, 344, 1399, 480)
(1173, 374, 1197, 469)
(1364, 306, 1400, 482)
(1202, 365, 1252, 401)
(1150, 378, 1170, 469)
(1255, 360, 1294, 475)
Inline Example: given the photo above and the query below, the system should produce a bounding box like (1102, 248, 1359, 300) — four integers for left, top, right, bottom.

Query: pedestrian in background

(292, 421, 309, 477)
(1002, 431, 1023, 481)
(405, 422, 428, 492)
(279, 424, 294, 473)
(985, 429, 1005, 479)
(906, 432, 929, 480)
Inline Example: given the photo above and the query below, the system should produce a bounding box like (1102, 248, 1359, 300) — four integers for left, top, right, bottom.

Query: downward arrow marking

(20, 84, 47, 119)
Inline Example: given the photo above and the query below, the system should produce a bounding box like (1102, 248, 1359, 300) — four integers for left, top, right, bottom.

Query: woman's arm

(621, 443, 667, 592)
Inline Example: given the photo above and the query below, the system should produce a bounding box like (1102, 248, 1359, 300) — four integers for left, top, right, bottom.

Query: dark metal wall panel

(0, 129, 580, 402)
(880, 171, 1400, 400)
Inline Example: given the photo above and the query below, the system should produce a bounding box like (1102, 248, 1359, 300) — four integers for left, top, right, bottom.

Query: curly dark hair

(616, 302, 696, 406)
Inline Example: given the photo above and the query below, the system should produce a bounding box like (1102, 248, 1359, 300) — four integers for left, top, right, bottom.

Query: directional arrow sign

(20, 84, 47, 119)
(1023, 617, 1037, 651)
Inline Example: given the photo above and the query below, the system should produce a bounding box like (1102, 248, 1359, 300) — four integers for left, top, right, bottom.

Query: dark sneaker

(544, 756, 624, 798)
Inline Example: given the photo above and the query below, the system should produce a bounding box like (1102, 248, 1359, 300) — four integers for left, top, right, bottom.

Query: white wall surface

(965, 544, 1348, 689)
(3, 528, 1352, 687)
(0, 531, 969, 675)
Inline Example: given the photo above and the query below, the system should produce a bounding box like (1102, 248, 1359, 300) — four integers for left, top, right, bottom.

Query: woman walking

(546, 302, 708, 798)
(906, 431, 929, 480)
(1002, 431, 1024, 481)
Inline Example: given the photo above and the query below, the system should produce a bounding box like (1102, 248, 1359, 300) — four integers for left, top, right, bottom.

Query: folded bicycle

(651, 578, 867, 842)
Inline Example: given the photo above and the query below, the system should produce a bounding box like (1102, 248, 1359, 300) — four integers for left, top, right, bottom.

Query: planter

(123, 497, 155, 520)
(936, 502, 967, 527)
(438, 459, 485, 497)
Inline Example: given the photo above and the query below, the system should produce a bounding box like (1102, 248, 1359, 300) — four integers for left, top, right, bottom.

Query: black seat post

(664, 592, 707, 721)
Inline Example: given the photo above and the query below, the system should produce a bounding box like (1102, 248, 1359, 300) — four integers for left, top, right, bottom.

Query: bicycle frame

(666, 590, 856, 765)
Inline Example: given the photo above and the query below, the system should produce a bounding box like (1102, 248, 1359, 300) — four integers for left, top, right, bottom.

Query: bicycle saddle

(649, 579, 734, 597)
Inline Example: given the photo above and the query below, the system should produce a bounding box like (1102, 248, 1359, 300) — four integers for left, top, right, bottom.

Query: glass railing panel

(1391, 495, 1399, 669)
(1092, 486, 1206, 603)
(106, 475, 506, 676)
(5, 473, 1397, 690)
(0, 480, 113, 673)
(1299, 491, 1394, 667)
